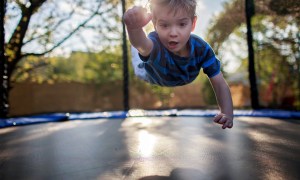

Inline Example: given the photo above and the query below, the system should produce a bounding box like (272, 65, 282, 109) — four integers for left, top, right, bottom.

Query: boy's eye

(179, 23, 186, 27)
(160, 24, 168, 28)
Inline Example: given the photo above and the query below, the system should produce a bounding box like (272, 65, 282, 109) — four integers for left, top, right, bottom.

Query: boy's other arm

(209, 72, 234, 129)
(123, 6, 153, 57)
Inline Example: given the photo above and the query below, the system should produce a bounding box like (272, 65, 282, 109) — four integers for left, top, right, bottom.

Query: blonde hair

(149, 0, 197, 20)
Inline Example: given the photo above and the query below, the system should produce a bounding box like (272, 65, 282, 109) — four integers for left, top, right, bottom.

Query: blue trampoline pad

(1, 109, 299, 128)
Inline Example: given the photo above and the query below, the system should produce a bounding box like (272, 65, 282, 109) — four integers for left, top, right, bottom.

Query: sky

(194, 0, 229, 37)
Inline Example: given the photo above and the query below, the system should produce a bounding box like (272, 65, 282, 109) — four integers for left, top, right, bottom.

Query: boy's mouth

(168, 41, 178, 48)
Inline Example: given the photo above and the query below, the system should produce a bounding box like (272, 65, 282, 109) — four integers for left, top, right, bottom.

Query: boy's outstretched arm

(123, 6, 153, 57)
(209, 73, 234, 129)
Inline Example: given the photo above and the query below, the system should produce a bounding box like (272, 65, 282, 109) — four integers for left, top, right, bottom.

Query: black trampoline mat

(0, 117, 299, 180)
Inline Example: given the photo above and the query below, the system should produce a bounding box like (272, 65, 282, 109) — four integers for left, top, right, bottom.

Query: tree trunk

(121, 0, 130, 111)
(0, 0, 8, 118)
(245, 0, 260, 109)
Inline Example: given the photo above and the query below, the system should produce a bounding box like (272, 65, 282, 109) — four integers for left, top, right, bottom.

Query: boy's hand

(214, 113, 233, 129)
(123, 6, 152, 30)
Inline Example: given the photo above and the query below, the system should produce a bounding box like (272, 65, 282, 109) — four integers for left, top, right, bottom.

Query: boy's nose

(169, 27, 178, 37)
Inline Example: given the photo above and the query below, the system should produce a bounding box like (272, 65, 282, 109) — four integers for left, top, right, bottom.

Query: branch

(22, 2, 117, 58)
(23, 9, 76, 45)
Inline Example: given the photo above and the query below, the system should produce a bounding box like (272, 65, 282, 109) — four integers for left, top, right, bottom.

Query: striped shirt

(137, 31, 220, 86)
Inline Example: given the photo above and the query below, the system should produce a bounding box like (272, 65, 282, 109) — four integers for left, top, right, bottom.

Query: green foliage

(148, 84, 173, 107)
(269, 0, 300, 18)
(205, 0, 245, 53)
(206, 0, 300, 109)
(13, 49, 123, 84)
(251, 15, 299, 108)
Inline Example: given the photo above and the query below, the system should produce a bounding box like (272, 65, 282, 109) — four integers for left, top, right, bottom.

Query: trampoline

(1, 0, 300, 179)
(0, 110, 300, 180)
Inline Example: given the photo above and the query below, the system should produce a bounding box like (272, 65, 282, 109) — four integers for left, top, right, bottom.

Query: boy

(123, 0, 233, 129)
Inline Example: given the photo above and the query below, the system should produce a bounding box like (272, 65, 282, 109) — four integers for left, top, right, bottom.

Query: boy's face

(152, 5, 196, 57)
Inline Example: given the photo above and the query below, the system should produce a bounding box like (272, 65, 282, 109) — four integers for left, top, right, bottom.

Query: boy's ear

(192, 16, 197, 32)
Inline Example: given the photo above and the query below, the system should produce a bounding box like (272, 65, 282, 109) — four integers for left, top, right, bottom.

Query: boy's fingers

(215, 117, 224, 125)
(214, 113, 227, 124)
(213, 113, 223, 122)
(140, 12, 152, 27)
(222, 121, 233, 129)
(124, 7, 151, 29)
(214, 113, 234, 129)
(133, 6, 148, 18)
(229, 121, 233, 128)
(123, 11, 135, 25)
(145, 13, 152, 22)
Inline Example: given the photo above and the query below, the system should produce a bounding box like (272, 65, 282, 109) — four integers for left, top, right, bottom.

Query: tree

(206, 0, 299, 109)
(207, 0, 299, 58)
(206, 0, 245, 54)
(2, 0, 132, 115)
(5, 0, 122, 86)
(269, 0, 300, 18)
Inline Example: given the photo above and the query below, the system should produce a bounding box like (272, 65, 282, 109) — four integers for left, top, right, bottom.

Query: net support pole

(0, 0, 8, 118)
(121, 0, 130, 112)
(245, 0, 260, 109)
